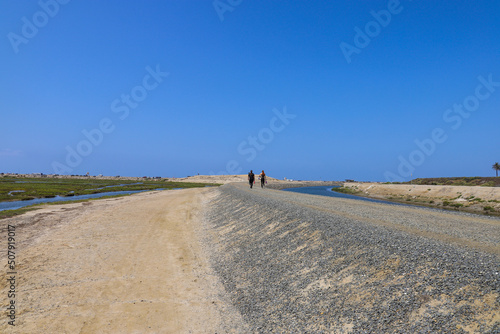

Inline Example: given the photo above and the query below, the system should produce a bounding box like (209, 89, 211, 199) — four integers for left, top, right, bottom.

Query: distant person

(260, 170, 266, 188)
(248, 170, 255, 188)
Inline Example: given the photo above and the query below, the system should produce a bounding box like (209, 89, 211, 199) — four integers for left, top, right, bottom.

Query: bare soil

(343, 182, 500, 215)
(0, 188, 245, 333)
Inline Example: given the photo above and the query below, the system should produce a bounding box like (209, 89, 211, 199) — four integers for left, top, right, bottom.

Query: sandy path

(0, 188, 244, 333)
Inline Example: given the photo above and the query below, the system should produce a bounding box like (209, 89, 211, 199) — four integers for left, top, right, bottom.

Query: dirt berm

(342, 182, 500, 215)
(204, 183, 500, 332)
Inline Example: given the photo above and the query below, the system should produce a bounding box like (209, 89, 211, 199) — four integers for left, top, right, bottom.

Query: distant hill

(405, 177, 500, 187)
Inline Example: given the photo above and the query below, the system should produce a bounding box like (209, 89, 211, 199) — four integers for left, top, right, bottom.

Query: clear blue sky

(1, 0, 499, 181)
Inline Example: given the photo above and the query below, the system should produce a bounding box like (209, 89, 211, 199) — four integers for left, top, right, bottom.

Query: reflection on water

(0, 189, 159, 212)
(283, 186, 409, 206)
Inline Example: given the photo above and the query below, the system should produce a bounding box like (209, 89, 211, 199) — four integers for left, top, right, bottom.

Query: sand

(0, 188, 244, 333)
(2, 177, 498, 332)
(343, 182, 500, 214)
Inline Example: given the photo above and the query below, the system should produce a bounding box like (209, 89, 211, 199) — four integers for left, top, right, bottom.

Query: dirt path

(0, 188, 244, 333)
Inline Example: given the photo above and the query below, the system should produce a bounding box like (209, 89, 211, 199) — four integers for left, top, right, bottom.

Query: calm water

(283, 186, 410, 207)
(0, 189, 155, 212)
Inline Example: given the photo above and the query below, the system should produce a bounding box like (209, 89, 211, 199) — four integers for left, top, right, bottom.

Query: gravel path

(203, 183, 500, 333)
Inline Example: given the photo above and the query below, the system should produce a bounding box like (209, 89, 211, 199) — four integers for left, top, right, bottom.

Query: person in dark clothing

(248, 170, 255, 188)
(260, 170, 266, 188)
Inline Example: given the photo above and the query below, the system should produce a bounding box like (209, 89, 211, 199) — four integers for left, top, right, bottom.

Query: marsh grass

(0, 177, 219, 202)
(0, 179, 220, 220)
(331, 186, 360, 195)
(405, 176, 500, 187)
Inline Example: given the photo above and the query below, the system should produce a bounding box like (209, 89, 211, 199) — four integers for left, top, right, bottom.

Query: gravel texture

(203, 183, 500, 333)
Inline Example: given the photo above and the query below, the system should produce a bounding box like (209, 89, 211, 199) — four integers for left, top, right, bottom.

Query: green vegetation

(442, 200, 463, 208)
(484, 206, 495, 212)
(331, 186, 360, 195)
(0, 205, 42, 220)
(0, 193, 143, 220)
(0, 177, 220, 202)
(404, 176, 500, 187)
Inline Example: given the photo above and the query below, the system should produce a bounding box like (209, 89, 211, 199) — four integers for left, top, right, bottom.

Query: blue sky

(1, 0, 499, 181)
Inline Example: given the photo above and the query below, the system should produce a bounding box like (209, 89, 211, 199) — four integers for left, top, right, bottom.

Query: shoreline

(1, 182, 498, 332)
(0, 187, 246, 333)
(340, 182, 500, 217)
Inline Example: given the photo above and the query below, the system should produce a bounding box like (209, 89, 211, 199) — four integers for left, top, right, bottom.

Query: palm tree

(493, 162, 500, 177)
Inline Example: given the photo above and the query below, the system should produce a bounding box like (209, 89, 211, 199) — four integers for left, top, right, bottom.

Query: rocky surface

(204, 183, 500, 333)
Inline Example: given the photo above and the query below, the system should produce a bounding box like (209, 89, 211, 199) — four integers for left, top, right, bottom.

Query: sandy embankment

(0, 188, 245, 333)
(175, 174, 341, 189)
(343, 182, 500, 214)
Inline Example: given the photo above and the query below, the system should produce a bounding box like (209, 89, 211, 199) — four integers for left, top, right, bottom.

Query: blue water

(283, 186, 410, 207)
(92, 182, 144, 190)
(0, 189, 155, 212)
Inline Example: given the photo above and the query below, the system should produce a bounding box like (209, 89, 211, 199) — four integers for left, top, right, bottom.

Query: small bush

(481, 181, 495, 187)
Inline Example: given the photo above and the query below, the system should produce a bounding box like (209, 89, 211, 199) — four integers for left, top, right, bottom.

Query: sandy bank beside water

(343, 182, 500, 215)
(175, 174, 341, 189)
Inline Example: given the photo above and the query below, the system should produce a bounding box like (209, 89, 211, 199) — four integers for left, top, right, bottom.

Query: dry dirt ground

(174, 174, 282, 184)
(343, 183, 500, 215)
(0, 188, 245, 333)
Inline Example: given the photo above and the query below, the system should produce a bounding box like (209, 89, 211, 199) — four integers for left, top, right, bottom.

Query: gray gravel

(203, 183, 500, 333)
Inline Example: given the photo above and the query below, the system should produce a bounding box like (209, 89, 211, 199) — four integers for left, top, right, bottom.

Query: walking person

(248, 170, 255, 188)
(260, 170, 266, 188)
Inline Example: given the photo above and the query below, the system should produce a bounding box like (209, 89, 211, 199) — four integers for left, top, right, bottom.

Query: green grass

(331, 186, 360, 195)
(405, 176, 500, 187)
(0, 205, 43, 220)
(0, 177, 219, 202)
(0, 178, 221, 220)
(0, 193, 141, 220)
